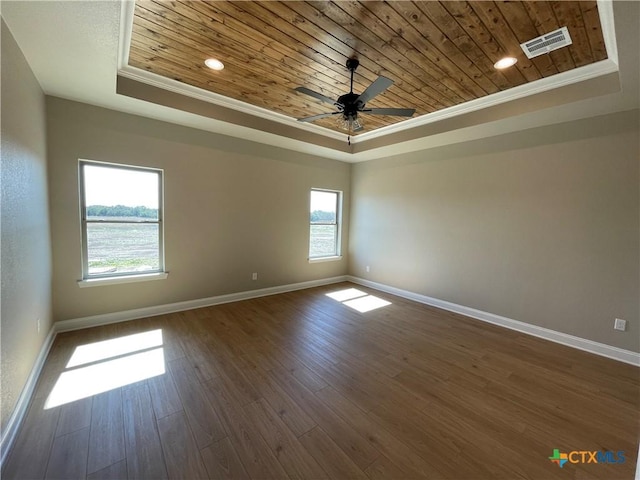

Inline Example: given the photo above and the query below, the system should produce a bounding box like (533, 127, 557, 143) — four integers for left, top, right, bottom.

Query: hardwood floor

(3, 282, 638, 479)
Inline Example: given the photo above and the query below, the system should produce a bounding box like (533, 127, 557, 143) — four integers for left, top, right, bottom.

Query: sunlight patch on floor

(325, 288, 368, 302)
(46, 348, 165, 409)
(66, 329, 163, 368)
(343, 295, 392, 313)
(325, 288, 392, 313)
(45, 329, 166, 409)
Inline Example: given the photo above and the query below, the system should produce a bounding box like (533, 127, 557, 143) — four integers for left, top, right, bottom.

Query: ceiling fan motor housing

(346, 58, 360, 72)
(338, 92, 362, 119)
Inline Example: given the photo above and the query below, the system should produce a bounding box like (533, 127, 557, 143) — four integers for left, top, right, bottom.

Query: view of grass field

(87, 221, 159, 275)
(86, 212, 337, 275)
(309, 224, 337, 257)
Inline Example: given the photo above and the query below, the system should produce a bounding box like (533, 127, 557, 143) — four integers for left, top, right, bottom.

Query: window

(79, 160, 164, 280)
(309, 188, 342, 260)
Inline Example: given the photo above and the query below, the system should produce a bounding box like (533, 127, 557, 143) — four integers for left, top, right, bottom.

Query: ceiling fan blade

(363, 107, 416, 117)
(297, 111, 341, 123)
(295, 87, 338, 106)
(356, 76, 393, 105)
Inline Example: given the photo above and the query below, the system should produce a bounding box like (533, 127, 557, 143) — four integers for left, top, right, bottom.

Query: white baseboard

(56, 275, 348, 332)
(0, 327, 56, 467)
(348, 276, 640, 367)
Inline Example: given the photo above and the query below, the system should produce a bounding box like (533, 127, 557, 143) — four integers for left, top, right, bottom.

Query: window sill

(308, 256, 343, 264)
(78, 272, 168, 288)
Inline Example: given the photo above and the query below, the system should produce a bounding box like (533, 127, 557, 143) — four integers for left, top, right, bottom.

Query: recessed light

(494, 57, 518, 69)
(204, 58, 224, 71)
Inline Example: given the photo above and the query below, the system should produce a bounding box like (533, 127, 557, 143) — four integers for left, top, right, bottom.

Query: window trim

(309, 187, 343, 260)
(308, 255, 343, 264)
(79, 160, 165, 281)
(77, 272, 168, 288)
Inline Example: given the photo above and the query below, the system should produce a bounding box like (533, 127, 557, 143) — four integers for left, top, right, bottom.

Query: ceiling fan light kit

(337, 115, 363, 133)
(295, 58, 416, 142)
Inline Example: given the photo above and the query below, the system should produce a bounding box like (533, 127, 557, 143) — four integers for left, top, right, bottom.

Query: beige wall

(350, 110, 640, 353)
(0, 21, 53, 431)
(46, 98, 350, 321)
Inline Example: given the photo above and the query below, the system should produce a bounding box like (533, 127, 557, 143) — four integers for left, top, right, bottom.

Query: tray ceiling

(128, 1, 608, 136)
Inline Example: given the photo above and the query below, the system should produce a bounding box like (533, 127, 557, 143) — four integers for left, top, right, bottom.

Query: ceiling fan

(294, 58, 416, 139)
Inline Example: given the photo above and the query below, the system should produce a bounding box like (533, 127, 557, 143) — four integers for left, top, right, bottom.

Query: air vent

(520, 27, 572, 59)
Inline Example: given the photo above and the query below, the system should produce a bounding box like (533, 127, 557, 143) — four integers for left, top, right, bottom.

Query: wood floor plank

(202, 379, 290, 479)
(244, 398, 329, 479)
(201, 437, 250, 480)
(122, 383, 168, 479)
(315, 385, 445, 478)
(236, 353, 317, 437)
(255, 340, 329, 392)
(87, 389, 125, 475)
(186, 340, 220, 383)
(314, 357, 428, 415)
(297, 426, 369, 480)
(173, 311, 220, 382)
(147, 372, 183, 419)
(202, 342, 261, 406)
(267, 366, 381, 471)
(364, 454, 421, 480)
(157, 411, 209, 479)
(363, 391, 492, 477)
(86, 459, 128, 480)
(241, 343, 284, 371)
(55, 396, 92, 437)
(45, 427, 90, 479)
(168, 356, 227, 449)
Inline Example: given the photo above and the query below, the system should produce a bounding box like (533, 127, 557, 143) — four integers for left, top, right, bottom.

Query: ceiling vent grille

(520, 27, 572, 59)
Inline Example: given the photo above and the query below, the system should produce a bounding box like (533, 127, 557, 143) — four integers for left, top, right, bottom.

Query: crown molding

(352, 59, 618, 144)
(117, 0, 134, 71)
(598, 0, 618, 65)
(118, 66, 347, 143)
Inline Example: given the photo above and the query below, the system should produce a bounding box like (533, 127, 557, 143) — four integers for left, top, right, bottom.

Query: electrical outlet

(366, 265, 370, 273)
(252, 272, 258, 280)
(37, 318, 41, 333)
(614, 318, 627, 331)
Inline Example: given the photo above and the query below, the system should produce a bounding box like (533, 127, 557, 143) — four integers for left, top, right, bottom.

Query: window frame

(79, 160, 165, 281)
(309, 187, 343, 261)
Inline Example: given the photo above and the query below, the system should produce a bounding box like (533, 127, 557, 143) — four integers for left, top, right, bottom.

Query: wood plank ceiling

(129, 1, 607, 135)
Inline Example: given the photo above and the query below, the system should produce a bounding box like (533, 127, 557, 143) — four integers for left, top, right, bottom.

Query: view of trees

(310, 210, 336, 223)
(87, 205, 158, 218)
(88, 205, 332, 222)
